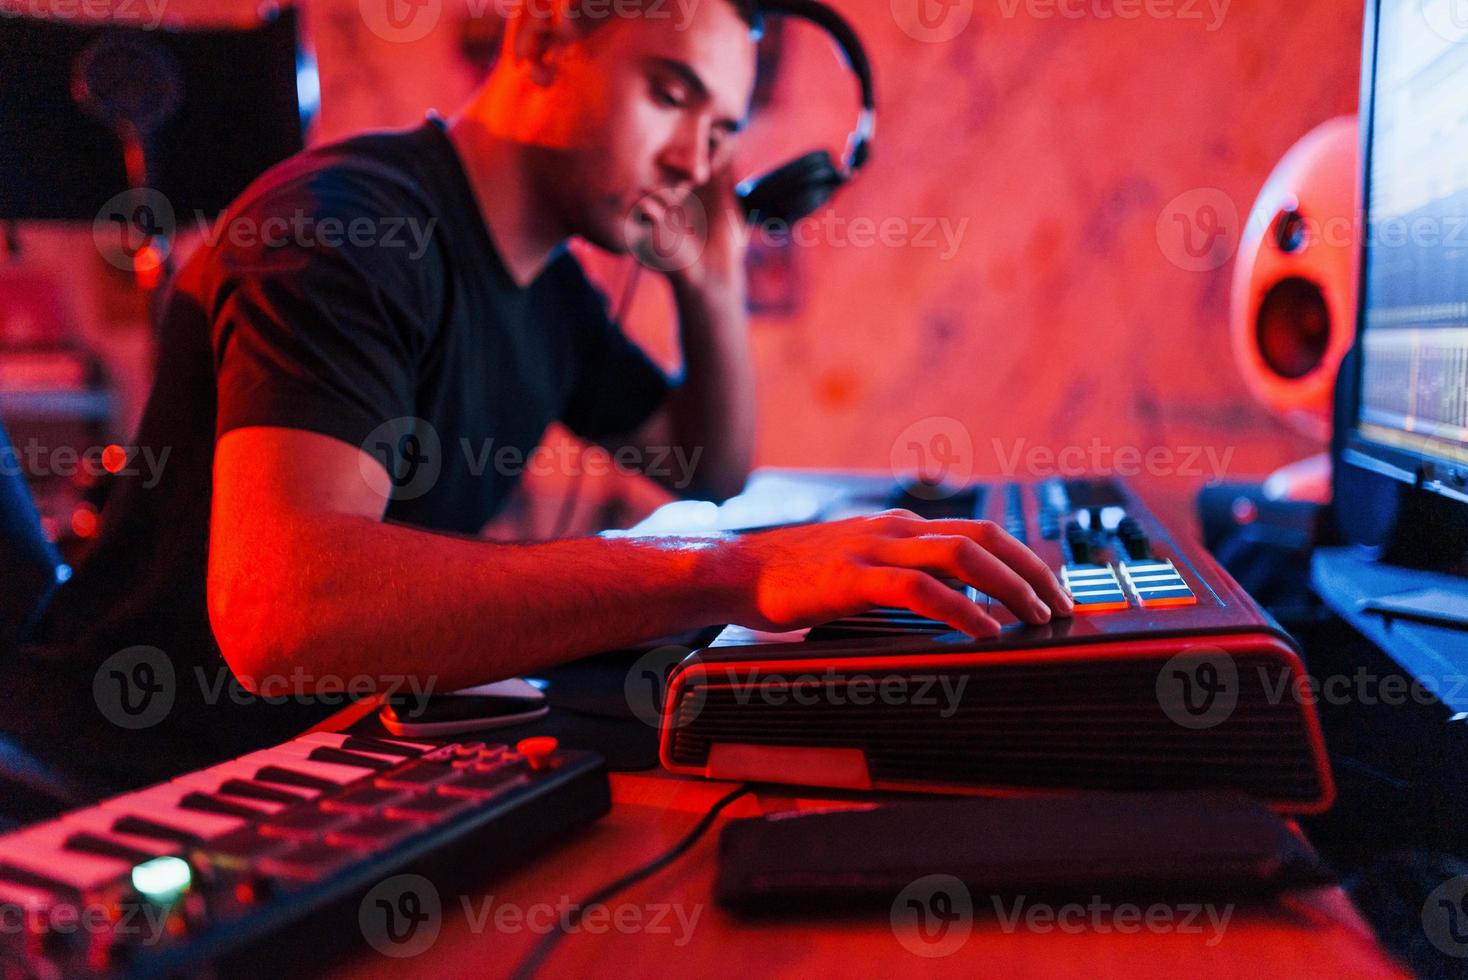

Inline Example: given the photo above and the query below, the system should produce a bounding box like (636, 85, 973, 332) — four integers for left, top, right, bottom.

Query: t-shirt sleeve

(209, 172, 437, 454)
(558, 268, 673, 441)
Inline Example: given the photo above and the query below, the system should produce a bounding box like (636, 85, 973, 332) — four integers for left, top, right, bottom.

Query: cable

(613, 259, 645, 322)
(508, 782, 752, 979)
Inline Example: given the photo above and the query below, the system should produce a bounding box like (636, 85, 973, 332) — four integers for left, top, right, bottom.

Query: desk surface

(1312, 546, 1468, 713)
(316, 473, 1403, 977)
(324, 767, 1406, 979)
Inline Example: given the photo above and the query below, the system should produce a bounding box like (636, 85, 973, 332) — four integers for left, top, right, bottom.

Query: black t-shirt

(5, 117, 669, 788)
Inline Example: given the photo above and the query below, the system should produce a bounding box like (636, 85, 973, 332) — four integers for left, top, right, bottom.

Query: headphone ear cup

(737, 149, 845, 226)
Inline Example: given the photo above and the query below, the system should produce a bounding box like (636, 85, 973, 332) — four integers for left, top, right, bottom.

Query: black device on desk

(0, 732, 609, 978)
(658, 475, 1335, 813)
(1329, 0, 1468, 602)
(1299, 0, 1468, 873)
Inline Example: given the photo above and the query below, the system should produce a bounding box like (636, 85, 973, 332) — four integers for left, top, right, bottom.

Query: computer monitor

(1345, 0, 1468, 507)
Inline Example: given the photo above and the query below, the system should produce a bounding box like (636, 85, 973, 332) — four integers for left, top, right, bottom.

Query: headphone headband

(733, 0, 876, 224)
(752, 0, 876, 175)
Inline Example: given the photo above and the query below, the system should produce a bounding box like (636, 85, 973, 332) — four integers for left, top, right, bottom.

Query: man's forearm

(663, 276, 756, 500)
(211, 512, 743, 695)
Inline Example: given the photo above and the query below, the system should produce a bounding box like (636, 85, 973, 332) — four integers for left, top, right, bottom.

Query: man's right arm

(207, 427, 1073, 698)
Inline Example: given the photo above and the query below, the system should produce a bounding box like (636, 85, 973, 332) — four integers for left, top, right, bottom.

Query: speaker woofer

(1256, 276, 1330, 380)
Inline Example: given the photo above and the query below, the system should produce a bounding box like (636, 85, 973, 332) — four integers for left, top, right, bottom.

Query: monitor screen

(1351, 0, 1468, 500)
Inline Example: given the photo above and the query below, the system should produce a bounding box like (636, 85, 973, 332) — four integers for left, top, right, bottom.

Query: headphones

(734, 0, 876, 226)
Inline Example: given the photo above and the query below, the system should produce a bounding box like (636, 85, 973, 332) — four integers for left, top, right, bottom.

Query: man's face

(533, 1, 757, 254)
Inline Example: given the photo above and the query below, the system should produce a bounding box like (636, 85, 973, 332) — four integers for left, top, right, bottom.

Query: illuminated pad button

(1119, 559, 1197, 608)
(1060, 564, 1129, 613)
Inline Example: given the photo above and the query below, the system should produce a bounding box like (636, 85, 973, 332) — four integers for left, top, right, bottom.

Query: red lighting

(102, 444, 128, 474)
(133, 245, 165, 290)
(70, 506, 99, 539)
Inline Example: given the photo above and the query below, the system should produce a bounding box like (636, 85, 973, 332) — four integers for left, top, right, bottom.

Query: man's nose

(659, 117, 712, 189)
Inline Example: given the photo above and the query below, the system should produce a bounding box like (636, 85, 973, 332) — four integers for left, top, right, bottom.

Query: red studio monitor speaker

(1230, 116, 1359, 445)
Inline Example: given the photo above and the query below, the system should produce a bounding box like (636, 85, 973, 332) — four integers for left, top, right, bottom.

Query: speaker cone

(1256, 276, 1330, 380)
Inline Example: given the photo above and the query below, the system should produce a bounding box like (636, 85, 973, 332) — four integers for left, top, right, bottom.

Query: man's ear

(508, 0, 578, 87)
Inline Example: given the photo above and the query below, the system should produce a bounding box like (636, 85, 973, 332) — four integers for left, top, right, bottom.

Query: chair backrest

(0, 416, 65, 652)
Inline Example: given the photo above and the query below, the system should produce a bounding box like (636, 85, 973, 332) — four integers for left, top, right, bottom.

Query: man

(12, 0, 1070, 787)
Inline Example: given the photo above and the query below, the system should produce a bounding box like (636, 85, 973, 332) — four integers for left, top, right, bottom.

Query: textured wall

(16, 0, 1367, 529)
(299, 0, 1363, 498)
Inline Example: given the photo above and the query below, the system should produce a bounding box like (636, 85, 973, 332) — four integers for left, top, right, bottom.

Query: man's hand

(721, 510, 1075, 637)
(611, 160, 755, 502)
(662, 161, 747, 296)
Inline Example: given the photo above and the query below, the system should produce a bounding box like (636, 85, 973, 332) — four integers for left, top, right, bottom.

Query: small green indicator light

(131, 856, 192, 899)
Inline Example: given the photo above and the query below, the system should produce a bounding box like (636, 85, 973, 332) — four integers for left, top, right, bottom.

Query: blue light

(296, 51, 321, 127)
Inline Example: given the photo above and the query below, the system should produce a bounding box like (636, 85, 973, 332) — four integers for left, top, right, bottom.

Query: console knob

(515, 736, 558, 770)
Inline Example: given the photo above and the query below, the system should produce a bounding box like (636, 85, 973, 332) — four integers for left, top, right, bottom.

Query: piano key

(0, 862, 91, 900)
(250, 765, 342, 793)
(293, 733, 413, 765)
(297, 732, 435, 758)
(0, 829, 133, 891)
(108, 816, 204, 847)
(214, 779, 314, 806)
(175, 761, 321, 798)
(61, 832, 159, 866)
(177, 791, 282, 820)
(241, 750, 378, 785)
(305, 747, 396, 771)
(173, 767, 315, 805)
(58, 809, 185, 857)
(259, 743, 391, 776)
(98, 788, 248, 840)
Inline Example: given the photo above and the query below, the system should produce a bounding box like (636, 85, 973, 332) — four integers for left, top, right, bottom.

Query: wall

(7, 0, 1366, 530)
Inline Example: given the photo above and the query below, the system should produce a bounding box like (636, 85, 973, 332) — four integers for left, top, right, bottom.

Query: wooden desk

(324, 767, 1406, 979)
(318, 470, 1403, 977)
